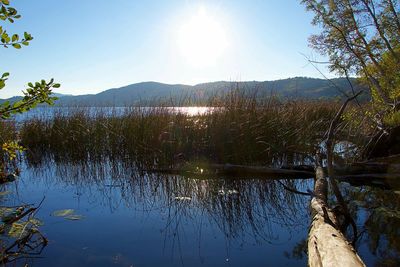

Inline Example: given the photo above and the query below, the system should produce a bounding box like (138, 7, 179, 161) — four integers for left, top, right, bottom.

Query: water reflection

(7, 159, 311, 266)
(5, 157, 398, 266)
(343, 185, 400, 266)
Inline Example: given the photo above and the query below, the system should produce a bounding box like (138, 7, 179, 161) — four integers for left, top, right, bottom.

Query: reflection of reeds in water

(26, 160, 311, 244)
(20, 93, 344, 168)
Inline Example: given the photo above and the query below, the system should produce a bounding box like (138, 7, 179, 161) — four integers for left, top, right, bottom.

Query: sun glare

(177, 6, 228, 67)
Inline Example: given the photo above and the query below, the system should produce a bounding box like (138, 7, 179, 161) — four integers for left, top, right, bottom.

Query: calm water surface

(3, 160, 312, 266)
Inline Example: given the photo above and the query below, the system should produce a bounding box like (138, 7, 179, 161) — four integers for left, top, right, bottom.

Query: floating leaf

(52, 209, 84, 221)
(65, 215, 84, 220)
(52, 209, 74, 217)
(174, 196, 191, 201)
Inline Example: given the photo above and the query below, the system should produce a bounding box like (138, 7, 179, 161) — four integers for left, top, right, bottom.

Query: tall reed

(20, 92, 348, 168)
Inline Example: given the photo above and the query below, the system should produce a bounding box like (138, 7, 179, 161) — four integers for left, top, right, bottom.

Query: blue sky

(0, 0, 332, 97)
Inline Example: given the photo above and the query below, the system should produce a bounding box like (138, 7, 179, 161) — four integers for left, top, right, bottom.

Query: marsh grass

(20, 91, 362, 168)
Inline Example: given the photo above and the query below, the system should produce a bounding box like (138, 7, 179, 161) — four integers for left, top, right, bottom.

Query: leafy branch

(0, 0, 33, 49)
(0, 76, 60, 119)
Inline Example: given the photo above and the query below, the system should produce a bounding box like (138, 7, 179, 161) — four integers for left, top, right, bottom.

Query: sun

(177, 6, 228, 67)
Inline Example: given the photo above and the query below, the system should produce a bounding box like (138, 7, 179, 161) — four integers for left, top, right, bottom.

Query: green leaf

(12, 43, 21, 49)
(53, 83, 61, 88)
(11, 33, 17, 42)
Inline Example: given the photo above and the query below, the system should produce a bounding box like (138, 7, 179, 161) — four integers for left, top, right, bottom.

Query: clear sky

(0, 0, 333, 98)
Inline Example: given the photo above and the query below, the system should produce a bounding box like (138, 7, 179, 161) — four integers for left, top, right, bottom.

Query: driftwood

(308, 167, 365, 267)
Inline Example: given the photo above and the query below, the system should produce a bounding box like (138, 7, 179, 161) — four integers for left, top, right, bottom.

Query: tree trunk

(308, 167, 365, 267)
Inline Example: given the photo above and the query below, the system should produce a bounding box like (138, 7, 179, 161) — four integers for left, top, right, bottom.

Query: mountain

(1, 77, 368, 106)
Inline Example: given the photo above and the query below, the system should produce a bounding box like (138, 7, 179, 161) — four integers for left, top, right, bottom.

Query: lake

(2, 106, 399, 266)
(2, 158, 398, 266)
(3, 160, 312, 266)
(13, 107, 215, 123)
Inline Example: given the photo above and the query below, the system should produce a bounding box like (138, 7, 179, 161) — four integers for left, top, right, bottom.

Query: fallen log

(334, 163, 400, 175)
(145, 163, 400, 186)
(363, 154, 400, 164)
(145, 163, 315, 179)
(308, 167, 365, 267)
(336, 173, 400, 188)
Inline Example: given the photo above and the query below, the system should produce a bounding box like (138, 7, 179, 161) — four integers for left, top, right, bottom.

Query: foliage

(346, 187, 400, 263)
(0, 1, 57, 263)
(0, 0, 60, 120)
(301, 0, 400, 115)
(0, 0, 59, 175)
(1, 141, 24, 160)
(0, 0, 33, 49)
(0, 75, 59, 120)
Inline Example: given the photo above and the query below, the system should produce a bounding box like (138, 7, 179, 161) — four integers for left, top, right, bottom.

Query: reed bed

(20, 93, 351, 168)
